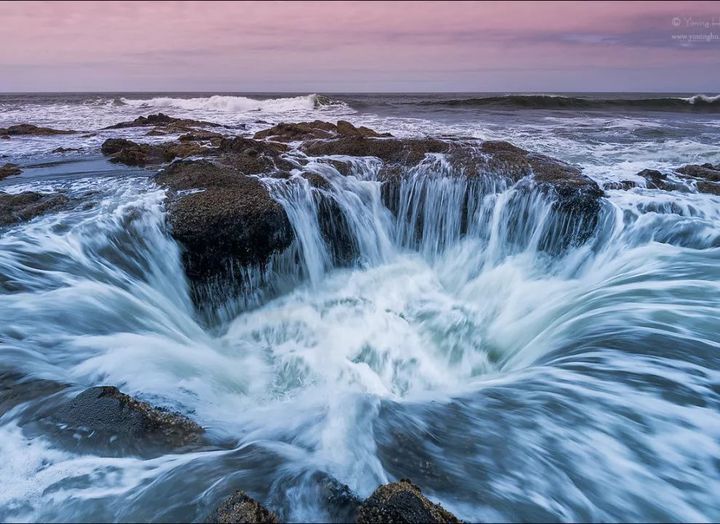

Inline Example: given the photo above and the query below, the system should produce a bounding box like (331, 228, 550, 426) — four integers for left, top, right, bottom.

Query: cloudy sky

(1, 1, 719, 92)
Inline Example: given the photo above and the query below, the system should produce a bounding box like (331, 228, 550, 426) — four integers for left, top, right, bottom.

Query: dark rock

(637, 169, 672, 190)
(357, 480, 461, 524)
(603, 180, 638, 191)
(675, 163, 720, 195)
(179, 130, 224, 142)
(52, 147, 81, 154)
(100, 138, 210, 166)
(253, 120, 391, 143)
(206, 491, 279, 524)
(156, 160, 293, 284)
(0, 123, 75, 136)
(0, 192, 69, 226)
(105, 113, 222, 130)
(46, 386, 203, 452)
(302, 136, 449, 165)
(254, 120, 338, 141)
(0, 162, 22, 179)
(0, 370, 67, 416)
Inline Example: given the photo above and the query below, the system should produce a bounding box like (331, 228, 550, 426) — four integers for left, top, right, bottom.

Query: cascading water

(1, 93, 719, 523)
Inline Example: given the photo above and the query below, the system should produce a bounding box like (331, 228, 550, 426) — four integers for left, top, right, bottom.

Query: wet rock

(216, 136, 293, 173)
(100, 138, 210, 166)
(156, 160, 293, 285)
(357, 480, 461, 524)
(52, 147, 81, 154)
(603, 180, 639, 191)
(254, 120, 338, 141)
(675, 163, 720, 195)
(254, 120, 391, 142)
(0, 370, 67, 416)
(179, 129, 224, 142)
(206, 491, 279, 524)
(105, 113, 222, 130)
(0, 123, 75, 136)
(301, 136, 448, 165)
(46, 386, 203, 452)
(0, 192, 69, 226)
(0, 162, 22, 179)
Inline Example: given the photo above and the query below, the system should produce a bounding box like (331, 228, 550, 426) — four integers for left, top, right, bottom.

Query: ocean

(1, 92, 719, 522)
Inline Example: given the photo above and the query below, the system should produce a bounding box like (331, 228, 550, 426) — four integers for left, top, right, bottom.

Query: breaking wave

(119, 94, 347, 114)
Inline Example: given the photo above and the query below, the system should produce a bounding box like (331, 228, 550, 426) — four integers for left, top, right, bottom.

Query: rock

(52, 147, 80, 154)
(675, 163, 720, 195)
(254, 120, 391, 142)
(156, 160, 293, 286)
(0, 370, 66, 416)
(0, 192, 69, 226)
(179, 129, 224, 142)
(100, 138, 210, 166)
(0, 163, 22, 179)
(357, 480, 461, 524)
(105, 113, 222, 130)
(254, 120, 338, 142)
(46, 386, 203, 452)
(0, 123, 75, 136)
(206, 491, 279, 524)
(617, 165, 720, 196)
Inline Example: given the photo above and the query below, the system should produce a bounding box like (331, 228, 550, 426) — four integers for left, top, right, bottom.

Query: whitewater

(1, 93, 719, 522)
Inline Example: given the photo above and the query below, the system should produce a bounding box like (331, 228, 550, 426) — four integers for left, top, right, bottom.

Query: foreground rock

(206, 491, 279, 524)
(0, 163, 22, 179)
(0, 123, 75, 137)
(357, 480, 461, 524)
(43, 386, 203, 455)
(0, 192, 69, 226)
(157, 160, 293, 287)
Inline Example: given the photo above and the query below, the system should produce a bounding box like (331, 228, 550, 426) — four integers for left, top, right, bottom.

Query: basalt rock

(0, 192, 69, 226)
(156, 160, 293, 287)
(0, 123, 75, 136)
(105, 113, 222, 130)
(609, 164, 720, 195)
(205, 491, 279, 524)
(356, 480, 461, 524)
(44, 386, 203, 454)
(0, 163, 22, 179)
(675, 163, 720, 195)
(254, 120, 391, 142)
(100, 138, 210, 166)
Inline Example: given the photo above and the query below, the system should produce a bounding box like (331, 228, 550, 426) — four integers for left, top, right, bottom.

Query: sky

(1, 1, 719, 92)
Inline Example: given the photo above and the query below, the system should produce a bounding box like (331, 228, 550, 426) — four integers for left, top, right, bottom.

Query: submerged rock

(46, 386, 203, 453)
(206, 491, 279, 524)
(357, 480, 461, 524)
(0, 123, 75, 136)
(0, 191, 69, 226)
(0, 162, 22, 179)
(0, 370, 67, 416)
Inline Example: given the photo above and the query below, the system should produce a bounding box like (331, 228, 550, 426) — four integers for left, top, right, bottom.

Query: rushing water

(1, 93, 720, 522)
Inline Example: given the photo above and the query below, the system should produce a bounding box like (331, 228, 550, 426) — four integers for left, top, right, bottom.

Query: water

(1, 93, 720, 522)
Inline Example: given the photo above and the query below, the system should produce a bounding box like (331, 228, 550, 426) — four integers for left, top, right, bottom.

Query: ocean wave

(119, 94, 347, 113)
(416, 94, 720, 111)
